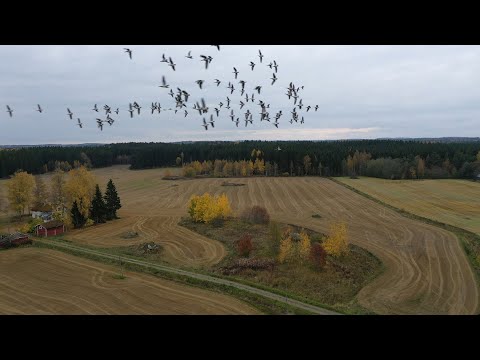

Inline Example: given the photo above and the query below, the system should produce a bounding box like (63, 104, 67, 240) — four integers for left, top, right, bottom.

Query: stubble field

(1, 165, 478, 315)
(337, 177, 480, 235)
(0, 247, 259, 315)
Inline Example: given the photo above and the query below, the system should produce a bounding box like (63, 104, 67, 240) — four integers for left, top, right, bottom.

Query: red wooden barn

(35, 220, 66, 237)
(0, 232, 31, 248)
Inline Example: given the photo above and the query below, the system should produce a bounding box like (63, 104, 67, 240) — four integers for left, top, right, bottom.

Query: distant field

(0, 247, 258, 315)
(337, 177, 480, 235)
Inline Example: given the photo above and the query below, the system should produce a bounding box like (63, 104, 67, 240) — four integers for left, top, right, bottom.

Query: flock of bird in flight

(4, 45, 319, 131)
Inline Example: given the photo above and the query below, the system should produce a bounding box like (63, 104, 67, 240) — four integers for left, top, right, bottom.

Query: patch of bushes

(236, 233, 254, 257)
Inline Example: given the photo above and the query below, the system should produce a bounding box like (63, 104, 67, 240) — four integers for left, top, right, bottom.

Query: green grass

(33, 240, 312, 315)
(330, 177, 480, 285)
(179, 218, 384, 314)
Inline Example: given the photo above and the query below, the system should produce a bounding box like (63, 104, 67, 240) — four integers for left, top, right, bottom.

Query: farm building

(0, 232, 31, 249)
(31, 205, 53, 221)
(34, 220, 66, 237)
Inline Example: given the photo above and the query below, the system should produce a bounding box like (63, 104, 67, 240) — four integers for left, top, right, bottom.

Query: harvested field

(1, 165, 478, 314)
(85, 167, 477, 315)
(337, 177, 480, 235)
(0, 247, 258, 315)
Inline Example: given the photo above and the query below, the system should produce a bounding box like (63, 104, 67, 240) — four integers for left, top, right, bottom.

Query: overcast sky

(0, 45, 479, 144)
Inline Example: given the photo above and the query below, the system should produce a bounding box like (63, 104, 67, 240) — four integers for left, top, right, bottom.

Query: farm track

(33, 239, 339, 315)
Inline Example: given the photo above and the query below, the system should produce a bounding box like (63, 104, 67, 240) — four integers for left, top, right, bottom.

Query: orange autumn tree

(188, 192, 231, 224)
(323, 222, 349, 257)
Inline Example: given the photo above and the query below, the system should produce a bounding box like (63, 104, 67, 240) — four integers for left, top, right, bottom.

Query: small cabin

(0, 232, 31, 249)
(34, 220, 65, 238)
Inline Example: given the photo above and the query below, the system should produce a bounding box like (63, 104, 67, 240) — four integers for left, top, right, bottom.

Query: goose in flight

(249, 61, 255, 71)
(214, 79, 221, 87)
(209, 114, 215, 128)
(161, 54, 168, 63)
(211, 45, 220, 51)
(77, 118, 83, 128)
(233, 67, 239, 79)
(124, 48, 132, 59)
(159, 76, 169, 89)
(196, 80, 205, 89)
(200, 55, 210, 69)
(6, 105, 13, 117)
(67, 108, 73, 119)
(254, 86, 262, 94)
(271, 73, 277, 85)
(36, 104, 43, 113)
(214, 108, 220, 117)
(186, 51, 193, 59)
(168, 57, 176, 71)
(202, 118, 209, 130)
(92, 104, 99, 112)
(258, 50, 264, 63)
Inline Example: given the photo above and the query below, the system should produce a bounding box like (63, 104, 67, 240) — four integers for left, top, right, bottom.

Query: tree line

(1, 140, 479, 179)
(5, 166, 121, 231)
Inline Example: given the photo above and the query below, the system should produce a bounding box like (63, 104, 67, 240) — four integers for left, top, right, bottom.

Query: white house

(31, 205, 53, 221)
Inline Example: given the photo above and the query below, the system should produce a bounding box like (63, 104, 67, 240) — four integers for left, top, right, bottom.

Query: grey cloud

(1, 45, 479, 144)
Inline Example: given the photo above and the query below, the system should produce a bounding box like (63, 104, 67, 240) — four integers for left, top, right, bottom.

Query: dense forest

(1, 140, 479, 179)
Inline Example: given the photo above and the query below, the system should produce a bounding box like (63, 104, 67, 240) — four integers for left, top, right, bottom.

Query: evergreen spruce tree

(104, 179, 122, 220)
(90, 184, 107, 224)
(71, 200, 86, 228)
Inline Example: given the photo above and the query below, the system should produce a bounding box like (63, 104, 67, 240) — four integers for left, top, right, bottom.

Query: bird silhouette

(67, 108, 73, 119)
(159, 76, 169, 89)
(36, 104, 43, 113)
(168, 57, 176, 71)
(249, 61, 256, 70)
(6, 105, 13, 117)
(196, 80, 205, 89)
(200, 55, 210, 69)
(77, 118, 83, 128)
(214, 79, 221, 87)
(233, 67, 239, 79)
(271, 73, 277, 85)
(186, 51, 193, 59)
(258, 50, 264, 63)
(124, 48, 132, 59)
